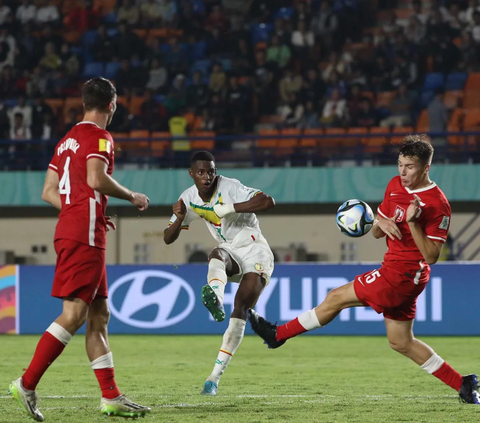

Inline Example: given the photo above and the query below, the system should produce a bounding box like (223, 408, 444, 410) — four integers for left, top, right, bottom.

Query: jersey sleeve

(48, 150, 59, 172)
(85, 131, 114, 165)
(377, 178, 395, 219)
(168, 193, 199, 229)
(226, 178, 262, 203)
(423, 200, 451, 243)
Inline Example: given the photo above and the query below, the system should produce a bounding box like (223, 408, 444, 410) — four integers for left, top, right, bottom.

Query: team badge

(254, 263, 264, 271)
(394, 205, 405, 222)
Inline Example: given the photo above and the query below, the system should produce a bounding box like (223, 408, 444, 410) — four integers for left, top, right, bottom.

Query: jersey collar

(404, 182, 436, 194)
(77, 121, 101, 129)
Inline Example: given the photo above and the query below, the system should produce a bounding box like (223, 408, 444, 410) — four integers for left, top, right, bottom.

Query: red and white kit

(354, 176, 451, 320)
(48, 121, 114, 304)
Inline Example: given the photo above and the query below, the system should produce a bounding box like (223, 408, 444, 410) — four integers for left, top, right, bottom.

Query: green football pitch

(0, 335, 478, 423)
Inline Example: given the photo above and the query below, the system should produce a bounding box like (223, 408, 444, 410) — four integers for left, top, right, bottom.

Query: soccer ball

(336, 199, 374, 237)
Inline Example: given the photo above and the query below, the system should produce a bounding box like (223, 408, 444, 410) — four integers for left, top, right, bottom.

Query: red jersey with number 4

(48, 121, 114, 249)
(377, 176, 451, 271)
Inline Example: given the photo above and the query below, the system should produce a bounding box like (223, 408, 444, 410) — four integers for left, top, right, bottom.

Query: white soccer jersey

(169, 175, 263, 244)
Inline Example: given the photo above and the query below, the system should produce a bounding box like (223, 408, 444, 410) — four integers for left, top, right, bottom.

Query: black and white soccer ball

(336, 199, 374, 237)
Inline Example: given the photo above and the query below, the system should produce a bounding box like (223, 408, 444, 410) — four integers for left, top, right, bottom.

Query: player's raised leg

(9, 298, 88, 422)
(249, 281, 363, 348)
(201, 248, 239, 323)
(385, 318, 480, 404)
(86, 297, 151, 417)
(202, 272, 265, 395)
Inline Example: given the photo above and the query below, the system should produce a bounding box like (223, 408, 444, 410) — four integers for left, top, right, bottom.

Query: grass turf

(0, 335, 478, 422)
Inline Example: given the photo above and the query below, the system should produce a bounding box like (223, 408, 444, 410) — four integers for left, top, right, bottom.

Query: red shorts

(52, 239, 107, 305)
(353, 265, 429, 321)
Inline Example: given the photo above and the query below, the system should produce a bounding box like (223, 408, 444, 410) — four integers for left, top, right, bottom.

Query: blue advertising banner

(17, 263, 480, 336)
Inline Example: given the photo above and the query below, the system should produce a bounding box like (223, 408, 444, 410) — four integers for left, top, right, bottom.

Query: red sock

(276, 318, 308, 341)
(433, 362, 463, 391)
(94, 368, 121, 399)
(22, 332, 67, 390)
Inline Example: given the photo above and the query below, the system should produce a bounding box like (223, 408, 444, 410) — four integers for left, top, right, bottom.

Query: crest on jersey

(394, 205, 405, 222)
(439, 216, 450, 230)
(254, 263, 264, 271)
(99, 138, 111, 153)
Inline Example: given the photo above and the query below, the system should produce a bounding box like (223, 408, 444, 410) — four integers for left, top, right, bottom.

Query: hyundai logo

(108, 270, 195, 329)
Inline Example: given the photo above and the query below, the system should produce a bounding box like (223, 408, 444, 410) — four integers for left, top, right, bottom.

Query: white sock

(298, 309, 322, 330)
(47, 322, 72, 345)
(421, 353, 444, 374)
(90, 352, 114, 370)
(207, 318, 246, 385)
(208, 258, 227, 303)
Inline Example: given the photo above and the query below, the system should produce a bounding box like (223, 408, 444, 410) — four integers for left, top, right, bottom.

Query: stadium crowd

(0, 0, 479, 157)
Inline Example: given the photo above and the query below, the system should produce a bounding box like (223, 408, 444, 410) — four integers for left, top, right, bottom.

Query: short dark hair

(82, 77, 116, 113)
(191, 151, 215, 165)
(396, 135, 434, 166)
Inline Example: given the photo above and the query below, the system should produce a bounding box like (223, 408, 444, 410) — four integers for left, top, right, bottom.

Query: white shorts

(218, 227, 274, 286)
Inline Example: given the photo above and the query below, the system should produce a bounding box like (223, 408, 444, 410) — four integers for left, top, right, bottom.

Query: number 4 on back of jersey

(59, 156, 71, 204)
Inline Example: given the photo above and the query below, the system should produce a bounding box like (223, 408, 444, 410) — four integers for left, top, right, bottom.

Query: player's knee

(325, 287, 345, 309)
(88, 307, 110, 328)
(388, 338, 413, 354)
(208, 248, 225, 262)
(63, 308, 88, 330)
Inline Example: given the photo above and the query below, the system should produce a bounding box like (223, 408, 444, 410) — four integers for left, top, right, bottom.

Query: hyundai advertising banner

(6, 263, 478, 336)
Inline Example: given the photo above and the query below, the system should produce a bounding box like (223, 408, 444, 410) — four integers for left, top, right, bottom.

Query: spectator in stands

(209, 63, 226, 95)
(351, 98, 378, 128)
(207, 27, 228, 58)
(109, 101, 130, 133)
(59, 44, 80, 78)
(16, 0, 36, 25)
(298, 68, 325, 105)
(26, 66, 47, 97)
(411, 0, 428, 25)
(9, 112, 31, 140)
(209, 93, 227, 131)
(382, 10, 400, 35)
(159, 0, 178, 28)
(140, 90, 167, 131)
(267, 34, 291, 70)
(114, 22, 143, 61)
(460, 0, 480, 26)
(311, 0, 338, 48)
(226, 75, 248, 132)
(117, 0, 140, 27)
(206, 5, 228, 33)
(380, 84, 412, 127)
(428, 87, 448, 148)
(164, 36, 188, 75)
(92, 25, 114, 62)
(0, 99, 9, 138)
(165, 73, 187, 114)
(369, 56, 392, 91)
(277, 93, 304, 128)
(273, 18, 291, 46)
(16, 24, 39, 70)
(0, 0, 11, 26)
(302, 100, 320, 129)
(233, 38, 253, 76)
(391, 54, 416, 88)
(291, 20, 314, 62)
(39, 112, 54, 140)
(320, 88, 347, 127)
(39, 42, 61, 71)
(0, 27, 15, 71)
(279, 68, 303, 103)
(63, 108, 78, 133)
(31, 97, 53, 139)
(35, 0, 60, 27)
(141, 0, 162, 28)
(467, 10, 480, 42)
(40, 24, 62, 53)
(146, 58, 168, 94)
(426, 9, 450, 40)
(115, 60, 135, 97)
(64, 0, 100, 32)
(346, 84, 364, 119)
(253, 49, 275, 115)
(49, 67, 69, 98)
(178, 3, 204, 38)
(197, 108, 215, 131)
(446, 3, 463, 38)
(458, 30, 478, 70)
(187, 70, 209, 109)
(8, 95, 32, 129)
(230, 19, 249, 48)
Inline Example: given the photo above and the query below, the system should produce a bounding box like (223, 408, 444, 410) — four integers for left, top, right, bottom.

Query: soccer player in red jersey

(249, 136, 480, 405)
(9, 78, 152, 421)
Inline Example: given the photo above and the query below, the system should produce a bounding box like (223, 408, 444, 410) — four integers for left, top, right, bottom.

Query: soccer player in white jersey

(164, 151, 275, 395)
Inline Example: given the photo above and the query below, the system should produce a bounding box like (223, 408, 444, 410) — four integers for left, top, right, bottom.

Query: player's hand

(173, 199, 187, 221)
(130, 192, 150, 211)
(214, 203, 236, 218)
(106, 216, 116, 231)
(406, 194, 422, 223)
(377, 210, 402, 240)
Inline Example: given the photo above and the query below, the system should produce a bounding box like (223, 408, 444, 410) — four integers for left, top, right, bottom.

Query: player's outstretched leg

(201, 257, 227, 322)
(249, 282, 362, 348)
(202, 272, 263, 395)
(9, 299, 86, 422)
(87, 298, 151, 417)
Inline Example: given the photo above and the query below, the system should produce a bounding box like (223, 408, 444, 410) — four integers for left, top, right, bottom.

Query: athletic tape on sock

(298, 309, 322, 331)
(220, 318, 246, 355)
(91, 352, 114, 370)
(208, 259, 227, 286)
(46, 322, 72, 346)
(421, 353, 445, 374)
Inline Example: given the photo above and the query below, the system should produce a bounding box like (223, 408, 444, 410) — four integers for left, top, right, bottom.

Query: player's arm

(42, 168, 61, 210)
(86, 158, 149, 210)
(407, 194, 443, 265)
(214, 193, 275, 218)
(164, 199, 187, 245)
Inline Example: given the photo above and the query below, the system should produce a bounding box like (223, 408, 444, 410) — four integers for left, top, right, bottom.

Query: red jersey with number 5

(48, 121, 114, 249)
(377, 176, 451, 271)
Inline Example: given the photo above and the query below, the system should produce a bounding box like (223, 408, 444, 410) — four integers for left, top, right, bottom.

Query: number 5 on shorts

(365, 270, 381, 284)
